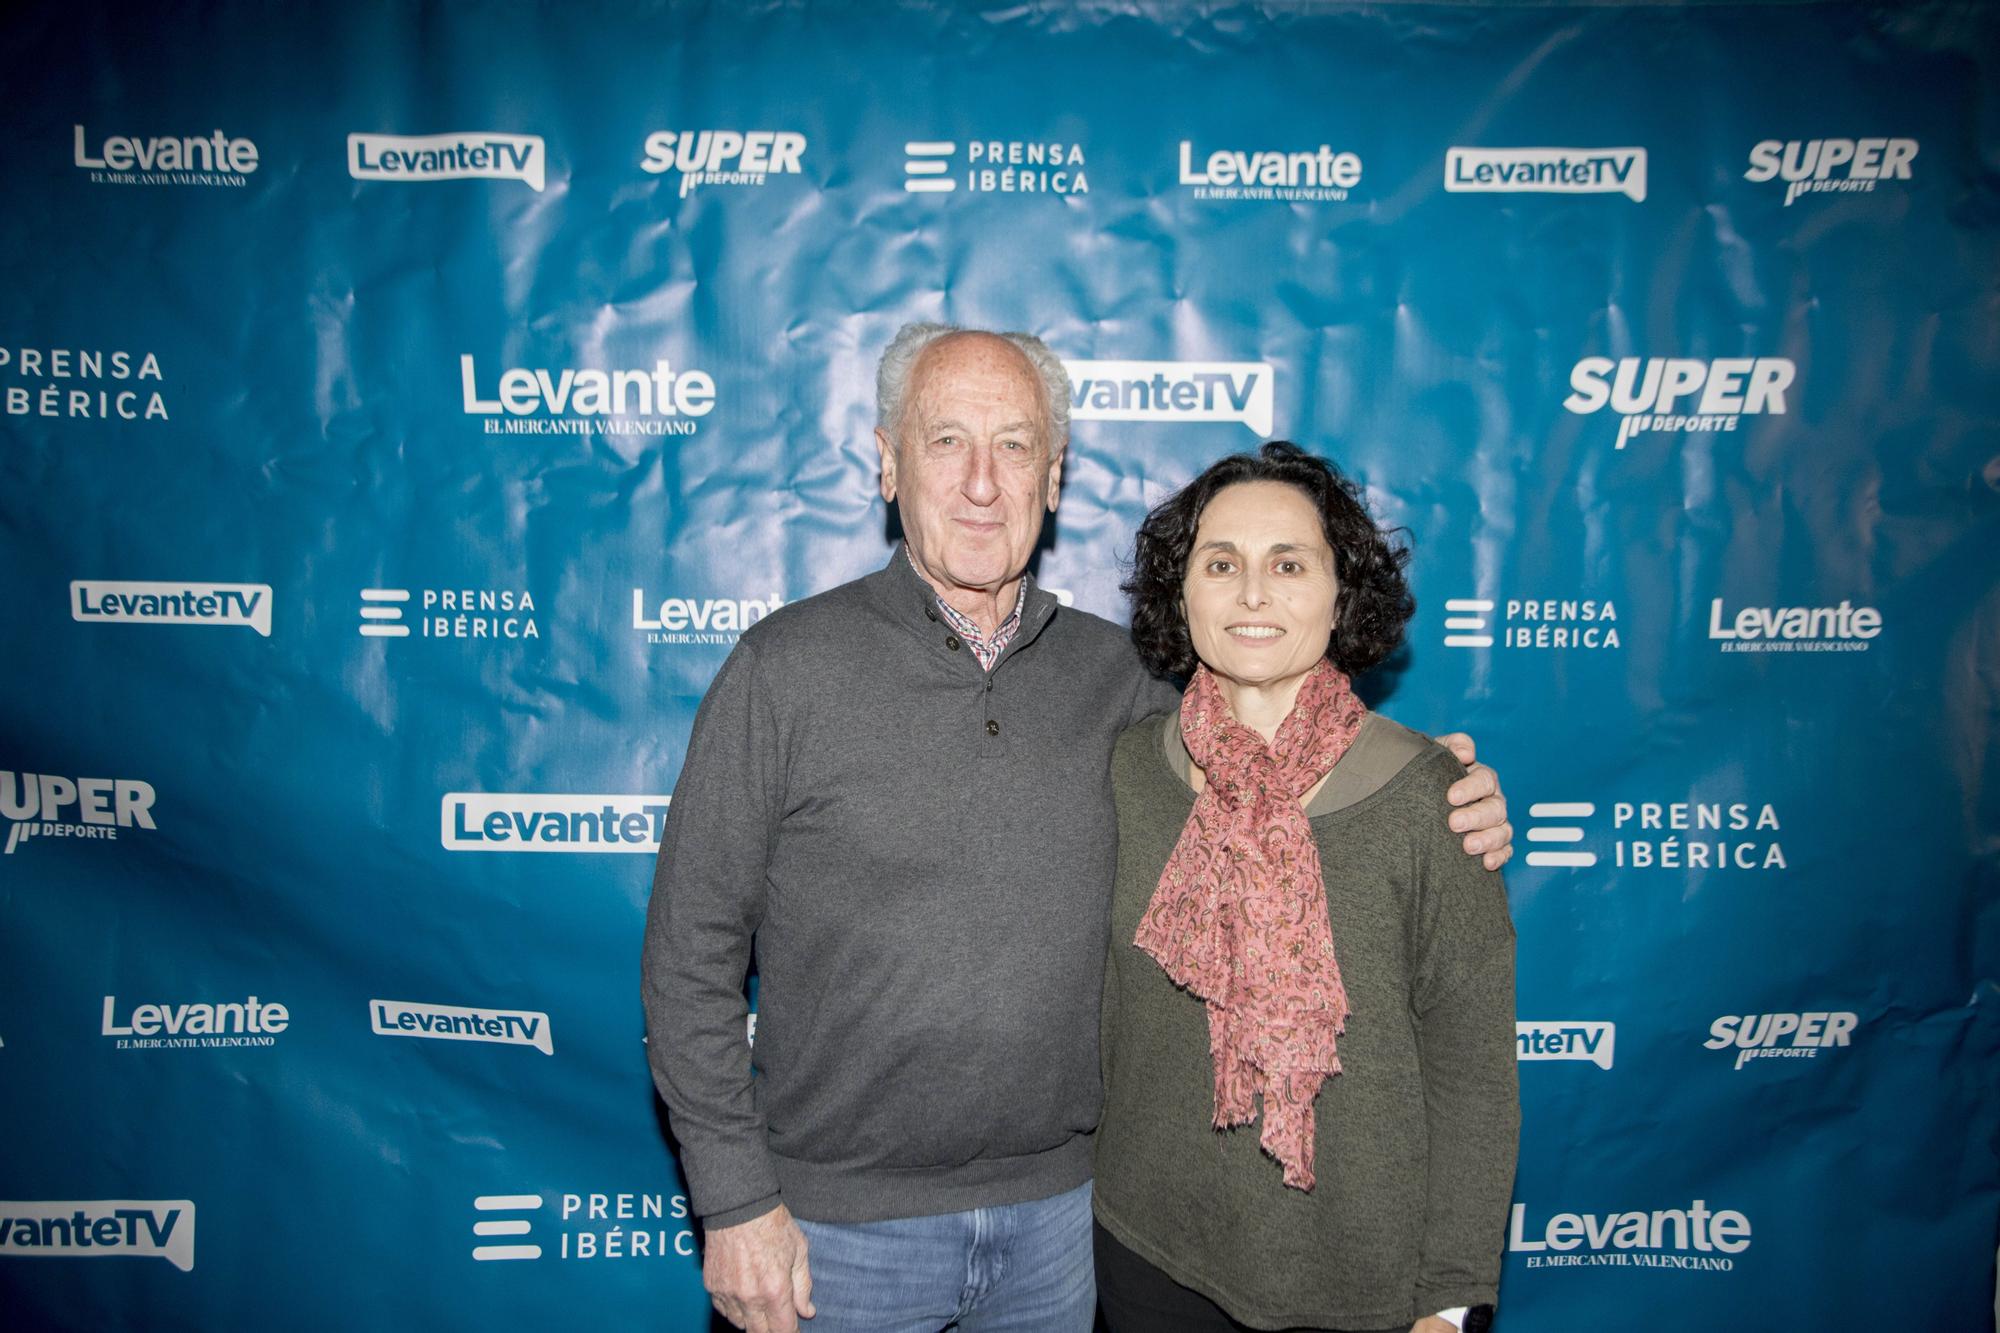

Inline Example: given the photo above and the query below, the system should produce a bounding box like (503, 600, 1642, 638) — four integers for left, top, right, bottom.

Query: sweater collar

(872, 543, 1060, 662)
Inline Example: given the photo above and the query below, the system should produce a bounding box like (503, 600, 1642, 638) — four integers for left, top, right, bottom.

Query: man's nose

(961, 443, 1000, 505)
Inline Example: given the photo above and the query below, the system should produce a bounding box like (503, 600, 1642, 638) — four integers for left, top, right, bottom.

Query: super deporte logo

(73, 125, 256, 187)
(2, 771, 156, 855)
(441, 793, 673, 853)
(348, 131, 545, 191)
(1745, 138, 1915, 207)
(641, 130, 806, 198)
(0, 1201, 195, 1271)
(1063, 360, 1274, 436)
(1706, 1012, 1856, 1071)
(1564, 357, 1794, 449)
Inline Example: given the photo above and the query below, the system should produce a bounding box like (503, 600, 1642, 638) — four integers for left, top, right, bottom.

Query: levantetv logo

(1511, 1200, 1748, 1271)
(1746, 138, 1916, 206)
(348, 132, 545, 191)
(3, 771, 156, 855)
(1064, 360, 1273, 436)
(1178, 140, 1361, 201)
(1708, 597, 1879, 653)
(1706, 1011, 1855, 1071)
(371, 1000, 553, 1055)
(641, 130, 806, 198)
(0, 1201, 195, 1271)
(1517, 1021, 1615, 1069)
(1445, 147, 1646, 202)
(72, 581, 271, 636)
(74, 125, 256, 187)
(442, 793, 672, 853)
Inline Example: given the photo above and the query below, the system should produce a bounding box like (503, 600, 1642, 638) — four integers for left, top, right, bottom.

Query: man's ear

(1045, 444, 1065, 513)
(875, 427, 898, 503)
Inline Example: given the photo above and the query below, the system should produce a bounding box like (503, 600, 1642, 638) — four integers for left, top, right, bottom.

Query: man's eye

(933, 435, 959, 448)
(1000, 439, 1027, 451)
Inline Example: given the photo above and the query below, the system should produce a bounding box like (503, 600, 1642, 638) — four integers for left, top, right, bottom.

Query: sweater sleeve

(1407, 750, 1521, 1313)
(640, 641, 787, 1230)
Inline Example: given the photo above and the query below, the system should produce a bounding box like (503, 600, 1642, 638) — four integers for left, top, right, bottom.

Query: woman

(1093, 442, 1518, 1333)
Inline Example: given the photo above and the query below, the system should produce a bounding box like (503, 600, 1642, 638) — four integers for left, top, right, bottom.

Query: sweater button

(985, 720, 1000, 737)
(945, 635, 961, 651)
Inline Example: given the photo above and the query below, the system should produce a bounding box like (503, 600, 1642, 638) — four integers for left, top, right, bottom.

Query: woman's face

(1182, 480, 1340, 691)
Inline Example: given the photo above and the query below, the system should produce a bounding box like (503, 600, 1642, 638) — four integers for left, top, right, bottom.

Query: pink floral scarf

(1133, 658, 1367, 1189)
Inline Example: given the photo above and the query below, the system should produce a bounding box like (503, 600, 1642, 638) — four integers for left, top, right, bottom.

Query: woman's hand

(1409, 1318, 1459, 1333)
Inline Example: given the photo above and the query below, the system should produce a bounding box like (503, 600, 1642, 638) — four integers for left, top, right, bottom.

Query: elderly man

(642, 323, 1513, 1333)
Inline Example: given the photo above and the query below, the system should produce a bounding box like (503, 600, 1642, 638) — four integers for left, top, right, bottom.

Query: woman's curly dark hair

(1123, 441, 1415, 680)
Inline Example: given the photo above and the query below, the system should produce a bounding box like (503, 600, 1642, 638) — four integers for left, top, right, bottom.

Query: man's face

(876, 333, 1064, 596)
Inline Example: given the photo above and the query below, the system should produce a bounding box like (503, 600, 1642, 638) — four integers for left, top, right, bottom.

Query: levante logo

(2, 347, 167, 422)
(632, 589, 785, 647)
(460, 353, 714, 437)
(1511, 1200, 1749, 1272)
(101, 995, 288, 1050)
(348, 131, 545, 191)
(0, 1201, 195, 1271)
(1708, 597, 1880, 653)
(2, 770, 157, 855)
(1564, 357, 1794, 449)
(1178, 139, 1362, 202)
(73, 125, 257, 187)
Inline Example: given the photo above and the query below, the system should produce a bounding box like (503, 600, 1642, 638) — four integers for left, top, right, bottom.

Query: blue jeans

(792, 1181, 1095, 1332)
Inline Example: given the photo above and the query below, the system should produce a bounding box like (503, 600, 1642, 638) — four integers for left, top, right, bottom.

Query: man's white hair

(875, 321, 1072, 452)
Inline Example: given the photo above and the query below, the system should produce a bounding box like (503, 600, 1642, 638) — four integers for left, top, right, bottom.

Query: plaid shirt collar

(905, 547, 1026, 671)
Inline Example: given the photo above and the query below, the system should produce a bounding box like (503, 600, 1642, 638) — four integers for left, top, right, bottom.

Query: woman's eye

(1276, 560, 1302, 574)
(1206, 560, 1235, 575)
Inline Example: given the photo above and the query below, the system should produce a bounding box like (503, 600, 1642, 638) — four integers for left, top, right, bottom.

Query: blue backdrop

(3, 1, 1997, 1328)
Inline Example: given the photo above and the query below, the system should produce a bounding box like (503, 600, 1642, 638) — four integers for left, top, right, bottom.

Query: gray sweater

(642, 549, 1176, 1228)
(1095, 711, 1519, 1329)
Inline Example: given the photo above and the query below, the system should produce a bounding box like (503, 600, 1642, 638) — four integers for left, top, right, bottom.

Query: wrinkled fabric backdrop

(2, 1, 1997, 1328)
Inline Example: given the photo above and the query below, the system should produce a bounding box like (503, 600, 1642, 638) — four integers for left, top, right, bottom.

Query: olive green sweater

(1094, 711, 1519, 1330)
